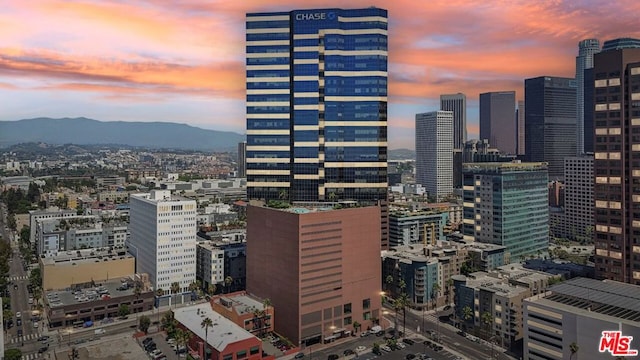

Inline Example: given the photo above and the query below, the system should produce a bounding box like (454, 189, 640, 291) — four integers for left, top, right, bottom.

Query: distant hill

(0, 117, 245, 151)
(389, 148, 415, 160)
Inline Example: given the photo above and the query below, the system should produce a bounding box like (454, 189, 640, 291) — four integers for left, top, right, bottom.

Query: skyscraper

(415, 111, 453, 200)
(237, 141, 247, 178)
(576, 39, 600, 155)
(517, 100, 525, 155)
(129, 190, 197, 297)
(592, 38, 640, 284)
(440, 93, 467, 150)
(524, 76, 577, 180)
(479, 91, 517, 154)
(462, 162, 549, 261)
(245, 8, 388, 203)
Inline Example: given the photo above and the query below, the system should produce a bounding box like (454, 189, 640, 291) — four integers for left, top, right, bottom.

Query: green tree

(224, 276, 233, 294)
(171, 282, 181, 308)
(481, 311, 493, 340)
(175, 328, 192, 357)
(118, 304, 130, 318)
(207, 283, 216, 295)
(462, 305, 473, 324)
(399, 292, 410, 338)
(3, 310, 13, 330)
(4, 348, 22, 360)
(201, 317, 213, 359)
(139, 315, 151, 334)
(353, 321, 361, 334)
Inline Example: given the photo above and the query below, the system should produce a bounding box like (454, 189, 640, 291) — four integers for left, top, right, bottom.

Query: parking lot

(359, 340, 463, 360)
(138, 333, 180, 360)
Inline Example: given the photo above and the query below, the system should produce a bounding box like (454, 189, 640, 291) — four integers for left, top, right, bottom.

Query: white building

(416, 111, 454, 201)
(196, 242, 225, 290)
(129, 190, 197, 295)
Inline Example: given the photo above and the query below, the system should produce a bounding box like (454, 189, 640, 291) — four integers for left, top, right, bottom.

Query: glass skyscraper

(245, 8, 388, 203)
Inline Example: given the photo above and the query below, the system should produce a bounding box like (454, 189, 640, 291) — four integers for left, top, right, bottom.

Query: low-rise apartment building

(210, 292, 274, 337)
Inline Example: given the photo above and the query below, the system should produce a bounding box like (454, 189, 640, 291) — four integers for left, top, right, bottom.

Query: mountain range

(0, 118, 245, 151)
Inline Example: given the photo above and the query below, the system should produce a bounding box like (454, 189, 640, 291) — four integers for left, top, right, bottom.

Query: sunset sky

(2, 0, 640, 149)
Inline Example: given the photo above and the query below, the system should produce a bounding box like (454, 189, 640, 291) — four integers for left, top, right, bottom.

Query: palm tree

(392, 297, 403, 339)
(201, 317, 213, 359)
(224, 276, 233, 294)
(431, 283, 441, 310)
(462, 305, 473, 330)
(399, 292, 410, 338)
(174, 328, 191, 357)
(207, 283, 216, 296)
(481, 311, 493, 340)
(171, 282, 181, 308)
(569, 341, 579, 360)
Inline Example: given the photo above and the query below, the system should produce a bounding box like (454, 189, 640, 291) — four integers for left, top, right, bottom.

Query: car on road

(402, 338, 416, 345)
(327, 354, 339, 360)
(16, 318, 21, 326)
(396, 342, 406, 349)
(355, 346, 366, 353)
(15, 312, 21, 318)
(359, 332, 370, 337)
(17, 329, 22, 337)
(38, 345, 49, 354)
(33, 321, 39, 328)
(405, 354, 416, 360)
(380, 345, 392, 353)
(13, 284, 17, 290)
(294, 353, 305, 359)
(372, 348, 382, 356)
(375, 330, 384, 337)
(343, 349, 354, 356)
(38, 336, 50, 342)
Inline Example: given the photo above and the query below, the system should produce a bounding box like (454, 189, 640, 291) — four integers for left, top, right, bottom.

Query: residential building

(128, 190, 197, 296)
(245, 7, 388, 203)
(462, 162, 549, 261)
(525, 76, 577, 180)
(29, 209, 77, 244)
(35, 217, 128, 255)
(247, 205, 382, 346)
(97, 190, 130, 203)
(576, 39, 600, 154)
(45, 274, 155, 328)
(210, 292, 275, 337)
(466, 243, 508, 272)
(382, 247, 439, 309)
(173, 302, 271, 360)
(40, 247, 134, 290)
(415, 111, 454, 200)
(196, 238, 246, 293)
(592, 38, 640, 284)
(523, 277, 640, 360)
(548, 181, 564, 208)
(522, 258, 595, 279)
(440, 93, 467, 150)
(563, 156, 593, 241)
(238, 141, 247, 178)
(388, 210, 448, 247)
(517, 100, 525, 156)
(479, 91, 517, 154)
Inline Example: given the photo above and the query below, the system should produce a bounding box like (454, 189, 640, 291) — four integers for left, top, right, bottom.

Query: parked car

(355, 346, 366, 353)
(380, 345, 392, 353)
(294, 353, 305, 359)
(38, 346, 49, 354)
(397, 342, 406, 349)
(327, 354, 339, 360)
(142, 337, 153, 345)
(372, 348, 382, 356)
(402, 338, 416, 345)
(405, 354, 416, 360)
(343, 349, 354, 356)
(16, 318, 21, 326)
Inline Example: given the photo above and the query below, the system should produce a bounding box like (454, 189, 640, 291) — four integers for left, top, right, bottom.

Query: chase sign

(295, 12, 336, 21)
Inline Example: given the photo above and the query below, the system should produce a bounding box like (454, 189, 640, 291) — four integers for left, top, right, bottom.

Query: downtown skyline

(1, 0, 640, 149)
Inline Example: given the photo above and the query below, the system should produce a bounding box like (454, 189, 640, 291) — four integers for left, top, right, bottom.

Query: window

(250, 347, 260, 355)
(344, 303, 352, 314)
(237, 350, 247, 359)
(344, 316, 352, 326)
(363, 298, 371, 310)
(223, 355, 233, 360)
(363, 312, 371, 320)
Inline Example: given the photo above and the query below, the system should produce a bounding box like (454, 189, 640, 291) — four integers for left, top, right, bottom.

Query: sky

(1, 0, 640, 150)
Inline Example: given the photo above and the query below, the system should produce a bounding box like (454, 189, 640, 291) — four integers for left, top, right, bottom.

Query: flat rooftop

(40, 246, 130, 266)
(214, 293, 265, 316)
(173, 302, 257, 352)
(45, 276, 143, 308)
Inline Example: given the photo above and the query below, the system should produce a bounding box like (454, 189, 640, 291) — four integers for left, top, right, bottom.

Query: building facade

(246, 205, 382, 346)
(238, 141, 247, 178)
(479, 91, 517, 155)
(415, 111, 454, 200)
(245, 8, 388, 203)
(576, 39, 600, 155)
(517, 100, 525, 156)
(129, 190, 197, 294)
(210, 292, 275, 338)
(524, 76, 577, 180)
(462, 162, 549, 261)
(523, 277, 640, 360)
(440, 93, 467, 150)
(563, 156, 594, 241)
(388, 210, 448, 247)
(592, 38, 640, 284)
(196, 239, 247, 293)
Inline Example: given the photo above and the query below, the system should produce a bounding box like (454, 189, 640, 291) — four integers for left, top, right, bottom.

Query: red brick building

(173, 303, 273, 360)
(247, 205, 382, 346)
(210, 291, 275, 337)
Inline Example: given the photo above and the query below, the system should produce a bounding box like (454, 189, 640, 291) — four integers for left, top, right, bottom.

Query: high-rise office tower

(479, 91, 517, 154)
(129, 190, 197, 296)
(584, 67, 595, 153)
(592, 38, 640, 284)
(440, 93, 467, 150)
(462, 162, 549, 261)
(237, 141, 247, 178)
(576, 39, 600, 155)
(517, 100, 525, 155)
(562, 156, 593, 240)
(415, 111, 453, 200)
(245, 8, 388, 203)
(524, 76, 577, 180)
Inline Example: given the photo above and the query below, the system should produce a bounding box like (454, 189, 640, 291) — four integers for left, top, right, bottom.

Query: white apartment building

(129, 190, 197, 294)
(29, 209, 77, 243)
(416, 111, 454, 201)
(195, 242, 225, 290)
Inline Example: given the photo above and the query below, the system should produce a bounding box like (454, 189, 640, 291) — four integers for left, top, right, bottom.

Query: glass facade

(246, 8, 388, 202)
(462, 163, 549, 261)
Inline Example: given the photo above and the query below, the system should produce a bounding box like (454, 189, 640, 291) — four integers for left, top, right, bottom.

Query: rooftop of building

(601, 37, 640, 51)
(462, 272, 531, 297)
(542, 277, 640, 322)
(173, 302, 257, 352)
(462, 161, 548, 172)
(40, 217, 128, 232)
(464, 242, 507, 252)
(45, 274, 149, 307)
(131, 190, 193, 203)
(40, 246, 131, 266)
(212, 292, 267, 316)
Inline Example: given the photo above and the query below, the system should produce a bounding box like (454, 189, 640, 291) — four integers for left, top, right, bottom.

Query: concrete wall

(41, 257, 135, 290)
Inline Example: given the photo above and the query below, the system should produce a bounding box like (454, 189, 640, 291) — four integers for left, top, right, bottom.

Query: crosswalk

(9, 333, 40, 344)
(21, 353, 42, 360)
(9, 275, 28, 281)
